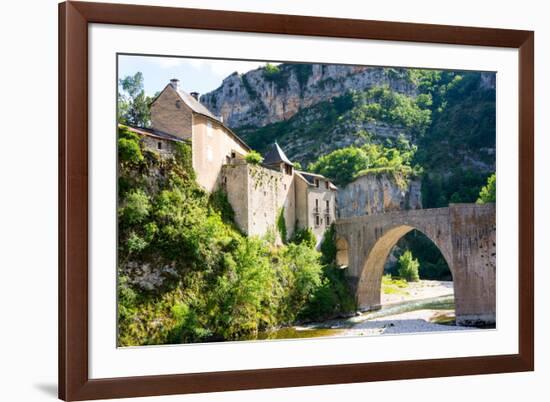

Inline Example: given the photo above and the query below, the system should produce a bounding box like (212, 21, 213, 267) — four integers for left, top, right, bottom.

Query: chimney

(169, 78, 180, 90)
(190, 91, 200, 101)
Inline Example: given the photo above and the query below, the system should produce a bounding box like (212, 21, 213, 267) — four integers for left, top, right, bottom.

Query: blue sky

(118, 55, 271, 97)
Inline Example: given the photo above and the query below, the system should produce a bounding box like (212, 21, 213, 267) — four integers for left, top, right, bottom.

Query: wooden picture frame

(59, 1, 534, 400)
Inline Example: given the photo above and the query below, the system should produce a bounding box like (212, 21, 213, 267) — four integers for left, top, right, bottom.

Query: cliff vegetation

(117, 127, 355, 346)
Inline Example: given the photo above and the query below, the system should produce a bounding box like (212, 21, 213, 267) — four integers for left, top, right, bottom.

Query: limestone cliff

(200, 64, 417, 129)
(337, 172, 422, 219)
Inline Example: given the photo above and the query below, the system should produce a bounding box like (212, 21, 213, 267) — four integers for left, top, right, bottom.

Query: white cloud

(155, 57, 188, 69)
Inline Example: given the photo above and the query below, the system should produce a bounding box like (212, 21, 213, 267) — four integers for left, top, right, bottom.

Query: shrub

(398, 250, 420, 282)
(291, 228, 317, 249)
(119, 189, 150, 226)
(209, 190, 235, 224)
(477, 173, 496, 204)
(245, 150, 263, 165)
(118, 137, 143, 165)
(277, 208, 287, 243)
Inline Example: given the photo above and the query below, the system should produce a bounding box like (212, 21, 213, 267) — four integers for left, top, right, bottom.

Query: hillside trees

(477, 173, 496, 204)
(117, 126, 354, 346)
(118, 72, 152, 128)
(308, 136, 420, 187)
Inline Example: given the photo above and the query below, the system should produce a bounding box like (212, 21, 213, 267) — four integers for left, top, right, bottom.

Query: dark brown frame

(59, 1, 534, 400)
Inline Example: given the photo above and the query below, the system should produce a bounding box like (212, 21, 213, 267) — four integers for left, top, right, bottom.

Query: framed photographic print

(59, 1, 534, 400)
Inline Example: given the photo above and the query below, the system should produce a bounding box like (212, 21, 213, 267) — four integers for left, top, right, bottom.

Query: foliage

(118, 72, 152, 128)
(421, 169, 493, 208)
(319, 224, 337, 265)
(209, 190, 235, 224)
(387, 230, 452, 281)
(264, 63, 281, 77)
(118, 126, 144, 165)
(397, 250, 420, 282)
(350, 87, 432, 136)
(477, 173, 496, 204)
(381, 274, 409, 296)
(117, 126, 354, 345)
(245, 150, 263, 165)
(290, 228, 317, 249)
(277, 208, 287, 243)
(299, 224, 356, 320)
(308, 137, 419, 187)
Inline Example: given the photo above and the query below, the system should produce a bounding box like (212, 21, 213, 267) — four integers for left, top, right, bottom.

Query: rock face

(201, 64, 417, 129)
(337, 173, 422, 219)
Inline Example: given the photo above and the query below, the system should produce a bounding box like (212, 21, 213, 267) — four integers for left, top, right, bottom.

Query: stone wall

(192, 114, 249, 193)
(150, 85, 193, 139)
(222, 161, 296, 242)
(337, 172, 422, 219)
(140, 135, 178, 158)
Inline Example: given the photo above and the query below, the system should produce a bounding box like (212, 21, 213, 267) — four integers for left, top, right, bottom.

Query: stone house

(150, 78, 250, 192)
(124, 78, 336, 245)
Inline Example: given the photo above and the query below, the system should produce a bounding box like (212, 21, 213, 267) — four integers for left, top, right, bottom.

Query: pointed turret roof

(263, 142, 292, 166)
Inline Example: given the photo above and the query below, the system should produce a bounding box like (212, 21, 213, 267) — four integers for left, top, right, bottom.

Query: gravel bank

(341, 309, 480, 337)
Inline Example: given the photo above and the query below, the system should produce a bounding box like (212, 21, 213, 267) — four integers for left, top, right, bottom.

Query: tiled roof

(263, 142, 293, 166)
(120, 124, 187, 143)
(175, 88, 219, 121)
(296, 171, 338, 190)
(152, 83, 251, 152)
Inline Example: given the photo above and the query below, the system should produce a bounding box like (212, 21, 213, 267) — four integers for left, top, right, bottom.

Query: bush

(398, 250, 420, 282)
(277, 208, 287, 243)
(291, 228, 317, 249)
(245, 150, 263, 165)
(118, 137, 143, 165)
(119, 189, 151, 226)
(209, 190, 235, 224)
(477, 173, 496, 204)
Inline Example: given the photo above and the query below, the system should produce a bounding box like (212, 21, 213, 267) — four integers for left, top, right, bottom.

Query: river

(250, 294, 483, 340)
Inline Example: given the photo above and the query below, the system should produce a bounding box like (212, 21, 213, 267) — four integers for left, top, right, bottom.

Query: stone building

(150, 78, 251, 192)
(124, 78, 336, 245)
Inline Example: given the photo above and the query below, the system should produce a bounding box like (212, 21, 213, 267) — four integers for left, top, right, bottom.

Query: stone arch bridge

(334, 204, 496, 326)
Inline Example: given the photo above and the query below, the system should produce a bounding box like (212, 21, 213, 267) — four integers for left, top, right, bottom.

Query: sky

(118, 55, 271, 97)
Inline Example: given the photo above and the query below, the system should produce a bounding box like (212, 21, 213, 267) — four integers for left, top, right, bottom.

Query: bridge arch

(356, 224, 453, 310)
(334, 204, 496, 326)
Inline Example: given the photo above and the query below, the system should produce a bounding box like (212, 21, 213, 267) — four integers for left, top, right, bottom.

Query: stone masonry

(334, 203, 496, 326)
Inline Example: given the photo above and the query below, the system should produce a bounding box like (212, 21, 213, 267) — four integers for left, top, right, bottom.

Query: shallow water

(251, 295, 457, 340)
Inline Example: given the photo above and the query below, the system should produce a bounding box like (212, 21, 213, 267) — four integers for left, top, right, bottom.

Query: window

(326, 216, 331, 226)
(285, 164, 293, 175)
(315, 215, 320, 227)
(206, 120, 213, 137)
(157, 142, 162, 150)
(325, 181, 329, 189)
(315, 179, 319, 188)
(175, 100, 181, 109)
(231, 151, 236, 159)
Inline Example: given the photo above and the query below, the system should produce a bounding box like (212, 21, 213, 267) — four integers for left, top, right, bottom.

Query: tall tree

(118, 72, 151, 128)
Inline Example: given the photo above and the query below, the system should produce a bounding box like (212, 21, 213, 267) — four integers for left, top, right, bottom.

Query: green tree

(245, 150, 263, 165)
(118, 72, 152, 127)
(398, 250, 420, 282)
(291, 228, 317, 249)
(477, 173, 496, 204)
(308, 146, 370, 186)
